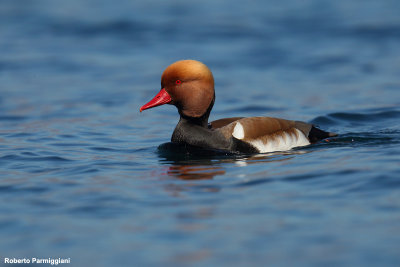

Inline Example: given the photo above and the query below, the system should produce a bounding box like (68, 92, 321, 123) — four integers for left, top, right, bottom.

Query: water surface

(1, 0, 400, 266)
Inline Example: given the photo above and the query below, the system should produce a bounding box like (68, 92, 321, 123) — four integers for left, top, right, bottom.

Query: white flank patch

(235, 160, 248, 167)
(232, 122, 245, 139)
(248, 129, 310, 153)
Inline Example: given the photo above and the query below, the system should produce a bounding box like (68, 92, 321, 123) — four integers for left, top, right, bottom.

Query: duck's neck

(179, 113, 209, 128)
(171, 115, 207, 144)
(172, 99, 214, 143)
(178, 96, 214, 128)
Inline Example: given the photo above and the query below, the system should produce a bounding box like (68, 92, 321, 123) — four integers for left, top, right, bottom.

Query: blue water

(1, 0, 400, 266)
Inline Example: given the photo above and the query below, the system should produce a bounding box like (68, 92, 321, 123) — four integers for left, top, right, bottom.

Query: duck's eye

(175, 80, 182, 85)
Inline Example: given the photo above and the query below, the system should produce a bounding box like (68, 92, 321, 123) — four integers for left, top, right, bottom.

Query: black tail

(308, 126, 338, 143)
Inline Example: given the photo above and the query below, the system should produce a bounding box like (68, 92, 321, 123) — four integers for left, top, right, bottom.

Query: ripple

(0, 185, 15, 192)
(224, 105, 284, 114)
(49, 19, 150, 40)
(310, 130, 400, 149)
(349, 25, 400, 40)
(50, 142, 91, 147)
(329, 110, 400, 122)
(89, 146, 119, 152)
(347, 174, 400, 192)
(0, 184, 49, 194)
(0, 154, 72, 162)
(311, 110, 400, 127)
(79, 131, 107, 137)
(5, 132, 34, 138)
(0, 115, 28, 121)
(233, 177, 274, 187)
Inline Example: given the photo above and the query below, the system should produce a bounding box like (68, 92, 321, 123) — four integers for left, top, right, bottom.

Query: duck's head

(140, 60, 215, 119)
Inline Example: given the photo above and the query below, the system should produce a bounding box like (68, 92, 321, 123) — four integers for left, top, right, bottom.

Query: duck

(140, 60, 337, 154)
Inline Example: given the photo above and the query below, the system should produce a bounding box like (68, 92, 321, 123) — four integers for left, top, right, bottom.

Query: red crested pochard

(140, 60, 337, 153)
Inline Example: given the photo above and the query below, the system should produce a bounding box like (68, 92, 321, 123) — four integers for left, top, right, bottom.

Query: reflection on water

(168, 165, 225, 180)
(158, 142, 311, 180)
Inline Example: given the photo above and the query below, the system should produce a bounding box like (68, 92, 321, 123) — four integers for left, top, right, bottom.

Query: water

(1, 0, 400, 266)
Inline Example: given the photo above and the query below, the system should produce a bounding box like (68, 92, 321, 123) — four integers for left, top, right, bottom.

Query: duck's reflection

(167, 165, 225, 180)
(157, 142, 228, 180)
(157, 142, 308, 180)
